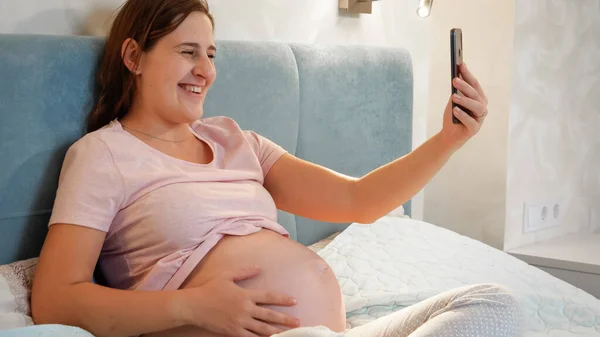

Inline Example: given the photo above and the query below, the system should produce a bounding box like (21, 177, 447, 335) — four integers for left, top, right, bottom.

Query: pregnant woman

(30, 0, 520, 337)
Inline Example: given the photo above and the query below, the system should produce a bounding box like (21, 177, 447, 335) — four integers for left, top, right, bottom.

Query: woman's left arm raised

(264, 63, 488, 224)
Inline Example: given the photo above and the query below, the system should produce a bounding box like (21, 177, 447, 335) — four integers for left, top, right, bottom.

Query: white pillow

(387, 205, 406, 218)
(0, 258, 37, 330)
(306, 205, 409, 253)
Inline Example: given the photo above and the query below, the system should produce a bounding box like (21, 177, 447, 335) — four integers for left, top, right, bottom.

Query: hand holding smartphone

(450, 28, 472, 124)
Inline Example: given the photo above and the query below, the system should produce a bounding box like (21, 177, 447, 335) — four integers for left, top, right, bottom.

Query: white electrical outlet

(523, 200, 562, 233)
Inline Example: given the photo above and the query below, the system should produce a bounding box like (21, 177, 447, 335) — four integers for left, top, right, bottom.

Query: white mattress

(312, 216, 600, 336)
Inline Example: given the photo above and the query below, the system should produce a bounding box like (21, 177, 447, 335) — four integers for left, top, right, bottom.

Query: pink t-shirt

(49, 116, 290, 291)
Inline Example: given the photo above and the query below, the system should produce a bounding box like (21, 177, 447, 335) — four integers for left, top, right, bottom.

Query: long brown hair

(87, 0, 214, 133)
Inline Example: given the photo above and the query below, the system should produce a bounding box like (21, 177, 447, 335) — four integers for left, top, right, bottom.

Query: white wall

(0, 0, 516, 249)
(423, 1, 515, 249)
(0, 0, 123, 35)
(504, 0, 600, 251)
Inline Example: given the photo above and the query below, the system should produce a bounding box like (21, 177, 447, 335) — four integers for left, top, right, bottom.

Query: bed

(312, 217, 600, 336)
(0, 34, 599, 336)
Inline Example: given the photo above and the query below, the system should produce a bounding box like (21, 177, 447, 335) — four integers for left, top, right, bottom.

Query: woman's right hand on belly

(175, 266, 301, 337)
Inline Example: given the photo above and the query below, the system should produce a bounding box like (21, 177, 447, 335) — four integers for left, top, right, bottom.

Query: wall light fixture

(417, 0, 433, 18)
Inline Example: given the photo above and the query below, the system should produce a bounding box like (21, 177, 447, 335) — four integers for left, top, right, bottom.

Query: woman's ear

(121, 38, 143, 75)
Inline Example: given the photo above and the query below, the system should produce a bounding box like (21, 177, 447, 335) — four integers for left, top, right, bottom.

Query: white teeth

(183, 84, 202, 94)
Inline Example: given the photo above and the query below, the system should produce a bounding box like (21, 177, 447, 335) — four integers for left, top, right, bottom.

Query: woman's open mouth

(178, 83, 203, 97)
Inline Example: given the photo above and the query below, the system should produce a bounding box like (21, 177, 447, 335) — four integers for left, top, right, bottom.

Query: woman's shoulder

(67, 120, 130, 156)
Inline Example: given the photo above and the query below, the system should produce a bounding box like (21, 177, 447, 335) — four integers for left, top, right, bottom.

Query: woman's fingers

(237, 329, 262, 337)
(245, 318, 286, 337)
(247, 289, 297, 307)
(452, 94, 486, 119)
(453, 107, 479, 132)
(458, 63, 487, 104)
(251, 306, 300, 329)
(453, 76, 480, 102)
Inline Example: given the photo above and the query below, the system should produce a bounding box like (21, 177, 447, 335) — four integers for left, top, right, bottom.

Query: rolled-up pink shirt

(49, 116, 289, 291)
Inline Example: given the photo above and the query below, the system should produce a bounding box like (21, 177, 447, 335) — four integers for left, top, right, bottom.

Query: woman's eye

(182, 50, 195, 56)
(209, 54, 216, 59)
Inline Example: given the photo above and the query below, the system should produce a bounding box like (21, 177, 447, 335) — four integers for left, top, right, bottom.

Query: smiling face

(127, 11, 217, 125)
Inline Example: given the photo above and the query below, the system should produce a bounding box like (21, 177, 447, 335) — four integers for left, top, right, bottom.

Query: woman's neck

(120, 103, 195, 143)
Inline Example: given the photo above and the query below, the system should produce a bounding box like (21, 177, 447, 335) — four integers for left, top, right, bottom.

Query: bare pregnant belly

(145, 229, 345, 337)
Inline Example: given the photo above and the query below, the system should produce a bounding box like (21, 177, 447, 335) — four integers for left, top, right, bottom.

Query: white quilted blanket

(315, 216, 600, 337)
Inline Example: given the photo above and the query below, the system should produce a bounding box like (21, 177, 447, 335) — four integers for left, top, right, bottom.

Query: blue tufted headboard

(0, 34, 413, 265)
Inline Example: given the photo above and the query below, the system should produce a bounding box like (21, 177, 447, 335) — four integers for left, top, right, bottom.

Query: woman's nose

(193, 57, 215, 81)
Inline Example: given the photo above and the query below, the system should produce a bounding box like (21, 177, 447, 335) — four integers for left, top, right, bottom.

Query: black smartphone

(450, 28, 471, 124)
